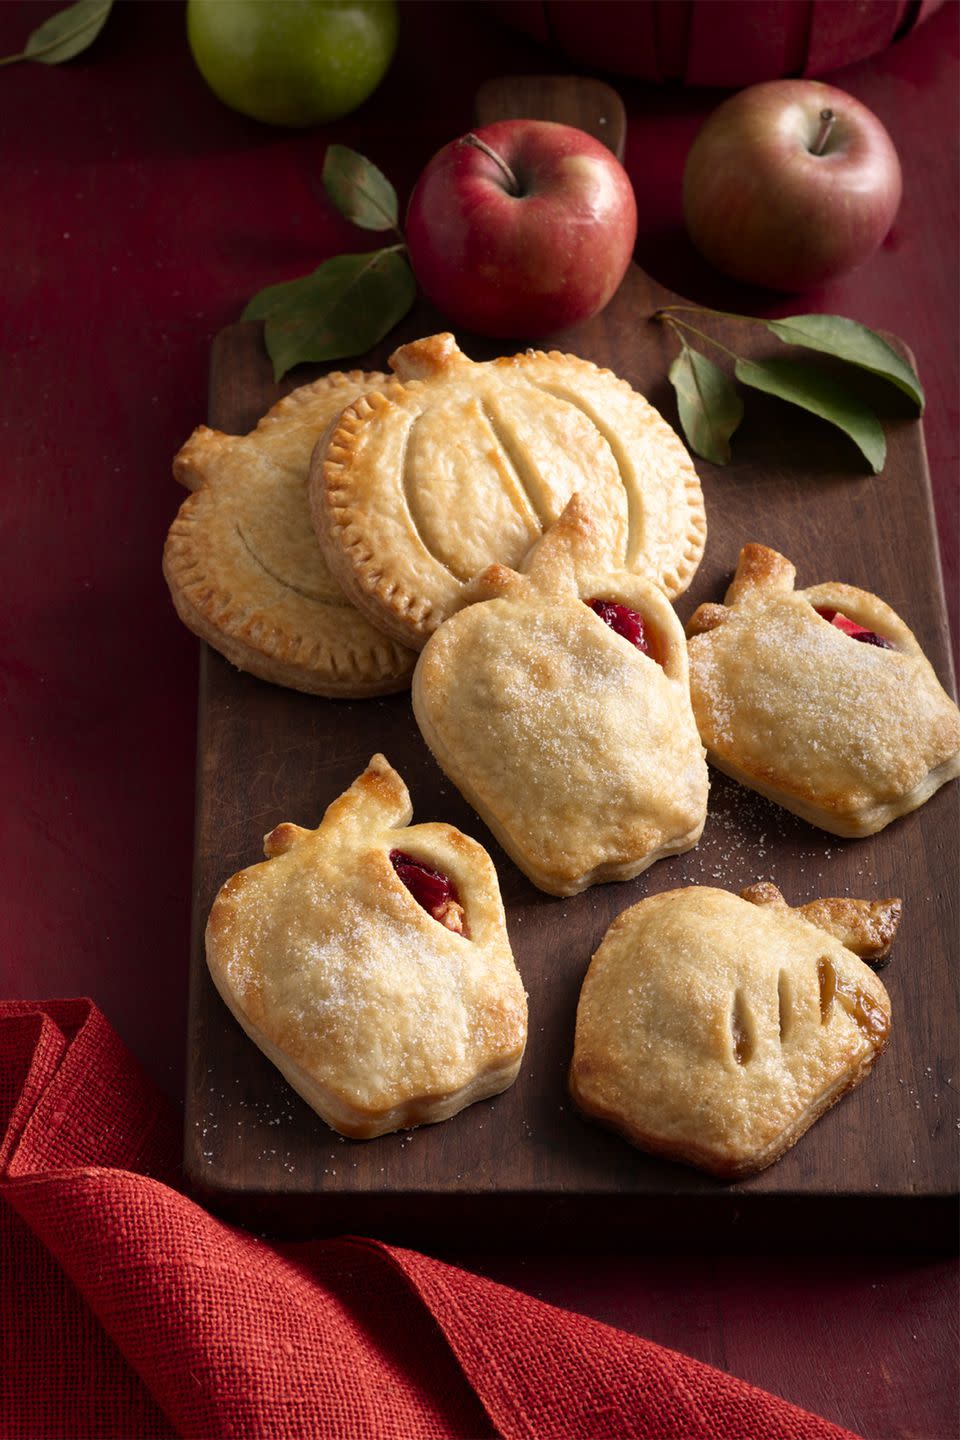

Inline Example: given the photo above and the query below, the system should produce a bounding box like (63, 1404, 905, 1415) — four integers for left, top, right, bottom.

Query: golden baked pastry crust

(310, 333, 706, 649)
(412, 495, 709, 897)
(739, 882, 902, 963)
(163, 373, 416, 697)
(570, 884, 894, 1178)
(686, 544, 960, 836)
(205, 755, 527, 1139)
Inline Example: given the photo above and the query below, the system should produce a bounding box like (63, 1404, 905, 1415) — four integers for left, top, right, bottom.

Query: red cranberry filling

(586, 599, 660, 663)
(814, 607, 893, 650)
(390, 850, 465, 934)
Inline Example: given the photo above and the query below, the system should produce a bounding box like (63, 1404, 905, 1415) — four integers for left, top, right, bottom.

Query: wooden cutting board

(183, 77, 958, 1247)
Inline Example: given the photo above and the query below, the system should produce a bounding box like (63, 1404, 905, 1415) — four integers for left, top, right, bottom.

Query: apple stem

(812, 108, 836, 156)
(459, 132, 521, 196)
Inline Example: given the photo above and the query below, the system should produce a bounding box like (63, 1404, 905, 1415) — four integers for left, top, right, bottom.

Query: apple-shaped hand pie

(412, 495, 709, 897)
(163, 372, 416, 696)
(570, 883, 897, 1177)
(205, 754, 527, 1139)
(686, 544, 960, 836)
(310, 332, 706, 649)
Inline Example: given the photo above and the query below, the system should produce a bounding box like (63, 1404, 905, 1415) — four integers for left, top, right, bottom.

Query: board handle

(474, 76, 626, 161)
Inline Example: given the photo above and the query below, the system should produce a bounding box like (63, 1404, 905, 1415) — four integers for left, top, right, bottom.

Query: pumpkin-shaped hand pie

(686, 544, 960, 837)
(310, 332, 706, 649)
(205, 755, 527, 1139)
(163, 373, 415, 697)
(412, 495, 709, 897)
(570, 884, 897, 1178)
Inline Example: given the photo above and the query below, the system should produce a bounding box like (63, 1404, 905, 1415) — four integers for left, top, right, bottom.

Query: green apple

(187, 0, 399, 127)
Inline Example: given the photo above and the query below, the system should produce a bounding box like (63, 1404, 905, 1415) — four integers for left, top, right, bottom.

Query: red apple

(683, 80, 902, 291)
(405, 120, 637, 337)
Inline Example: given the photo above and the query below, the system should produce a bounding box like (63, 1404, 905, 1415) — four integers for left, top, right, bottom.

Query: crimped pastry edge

(165, 372, 417, 694)
(163, 501, 416, 696)
(528, 348, 707, 600)
(164, 541, 415, 696)
(311, 347, 707, 649)
(310, 387, 443, 651)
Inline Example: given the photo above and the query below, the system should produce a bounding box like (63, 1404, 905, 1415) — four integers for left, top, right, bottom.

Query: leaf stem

(660, 315, 689, 350)
(654, 303, 761, 327)
(656, 311, 742, 363)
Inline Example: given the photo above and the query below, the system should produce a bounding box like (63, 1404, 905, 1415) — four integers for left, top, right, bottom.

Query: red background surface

(1, 3, 957, 1437)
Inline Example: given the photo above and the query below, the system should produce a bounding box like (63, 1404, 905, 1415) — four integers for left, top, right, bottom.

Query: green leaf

(322, 146, 399, 232)
(253, 248, 416, 381)
(0, 0, 114, 66)
(242, 274, 313, 324)
(735, 357, 886, 473)
(667, 343, 743, 465)
(765, 314, 924, 412)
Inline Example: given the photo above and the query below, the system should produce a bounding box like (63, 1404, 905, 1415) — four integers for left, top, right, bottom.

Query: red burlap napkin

(0, 1000, 859, 1440)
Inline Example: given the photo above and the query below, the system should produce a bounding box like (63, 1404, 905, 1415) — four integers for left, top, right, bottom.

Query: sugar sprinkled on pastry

(310, 332, 706, 649)
(686, 543, 960, 836)
(570, 883, 896, 1178)
(205, 754, 527, 1139)
(163, 373, 415, 697)
(412, 494, 709, 897)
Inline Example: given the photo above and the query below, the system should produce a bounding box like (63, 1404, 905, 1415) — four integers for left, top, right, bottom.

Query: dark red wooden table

(2, 3, 957, 1437)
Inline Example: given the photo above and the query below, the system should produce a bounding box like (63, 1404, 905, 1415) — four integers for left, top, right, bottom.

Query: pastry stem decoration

(739, 883, 901, 966)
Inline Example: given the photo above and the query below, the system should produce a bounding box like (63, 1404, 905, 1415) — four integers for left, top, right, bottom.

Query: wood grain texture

(184, 79, 958, 1246)
(474, 74, 626, 157)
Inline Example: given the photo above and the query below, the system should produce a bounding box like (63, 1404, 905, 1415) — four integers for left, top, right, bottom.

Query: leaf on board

(735, 356, 886, 473)
(667, 343, 744, 465)
(322, 146, 399, 232)
(765, 313, 924, 412)
(254, 249, 417, 380)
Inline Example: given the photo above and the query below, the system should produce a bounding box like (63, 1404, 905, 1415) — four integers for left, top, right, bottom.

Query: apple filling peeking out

(685, 543, 960, 837)
(585, 598, 661, 664)
(411, 495, 709, 896)
(204, 755, 526, 1138)
(814, 607, 893, 650)
(391, 850, 465, 934)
